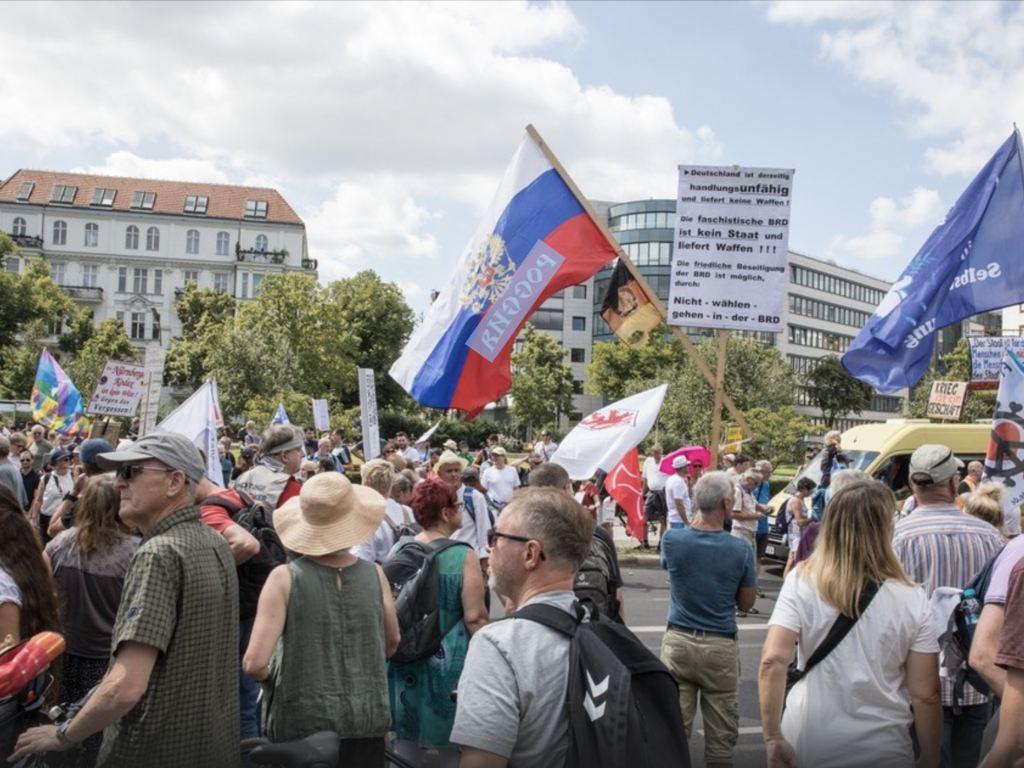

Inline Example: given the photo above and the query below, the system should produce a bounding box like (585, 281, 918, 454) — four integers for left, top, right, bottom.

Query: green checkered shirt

(98, 505, 240, 768)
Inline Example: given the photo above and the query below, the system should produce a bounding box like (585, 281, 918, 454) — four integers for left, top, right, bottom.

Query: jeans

(660, 628, 739, 767)
(239, 617, 260, 740)
(941, 702, 992, 768)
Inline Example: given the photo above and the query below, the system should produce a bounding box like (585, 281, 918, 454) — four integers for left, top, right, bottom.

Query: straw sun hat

(274, 472, 386, 556)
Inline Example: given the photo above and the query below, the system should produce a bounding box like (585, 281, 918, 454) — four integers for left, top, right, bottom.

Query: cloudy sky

(2, 1, 1022, 313)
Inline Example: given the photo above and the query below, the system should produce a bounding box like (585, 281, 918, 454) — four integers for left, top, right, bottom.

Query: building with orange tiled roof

(0, 169, 315, 354)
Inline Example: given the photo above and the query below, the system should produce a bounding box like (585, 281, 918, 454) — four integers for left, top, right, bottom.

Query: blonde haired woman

(964, 482, 1007, 537)
(759, 481, 942, 768)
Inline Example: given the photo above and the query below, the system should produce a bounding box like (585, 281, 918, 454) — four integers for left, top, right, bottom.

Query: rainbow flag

(31, 348, 88, 436)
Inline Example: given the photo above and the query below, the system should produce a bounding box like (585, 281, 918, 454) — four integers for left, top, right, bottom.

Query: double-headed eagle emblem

(461, 233, 514, 313)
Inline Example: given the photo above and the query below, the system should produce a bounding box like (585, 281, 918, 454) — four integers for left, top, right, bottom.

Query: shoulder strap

(462, 487, 477, 524)
(428, 538, 471, 556)
(798, 581, 880, 682)
(200, 494, 244, 516)
(512, 601, 586, 637)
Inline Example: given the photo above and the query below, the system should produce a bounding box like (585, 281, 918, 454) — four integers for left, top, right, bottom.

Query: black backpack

(513, 602, 690, 768)
(573, 534, 620, 623)
(383, 538, 470, 664)
(201, 490, 287, 619)
(771, 497, 792, 536)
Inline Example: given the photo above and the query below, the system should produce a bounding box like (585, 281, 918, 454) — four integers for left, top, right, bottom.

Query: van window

(785, 449, 880, 494)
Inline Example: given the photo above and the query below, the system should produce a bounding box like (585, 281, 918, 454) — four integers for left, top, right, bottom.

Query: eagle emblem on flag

(461, 233, 514, 313)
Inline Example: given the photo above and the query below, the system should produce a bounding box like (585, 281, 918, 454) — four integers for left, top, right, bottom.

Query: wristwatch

(56, 720, 79, 748)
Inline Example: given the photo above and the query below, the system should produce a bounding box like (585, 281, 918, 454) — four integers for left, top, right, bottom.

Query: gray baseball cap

(96, 432, 206, 482)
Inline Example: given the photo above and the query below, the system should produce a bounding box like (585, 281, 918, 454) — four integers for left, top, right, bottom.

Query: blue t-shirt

(661, 527, 756, 634)
(754, 480, 771, 534)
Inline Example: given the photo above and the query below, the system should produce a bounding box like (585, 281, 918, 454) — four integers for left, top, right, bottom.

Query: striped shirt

(892, 502, 1004, 707)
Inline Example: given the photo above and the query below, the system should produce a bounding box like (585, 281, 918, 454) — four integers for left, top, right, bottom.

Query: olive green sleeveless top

(264, 556, 390, 742)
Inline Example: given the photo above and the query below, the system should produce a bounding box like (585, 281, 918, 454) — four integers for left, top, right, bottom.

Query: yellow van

(763, 419, 991, 563)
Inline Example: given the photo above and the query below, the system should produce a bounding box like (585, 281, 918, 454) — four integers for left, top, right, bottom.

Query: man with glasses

(893, 444, 1004, 768)
(452, 487, 593, 768)
(28, 423, 52, 472)
(233, 424, 304, 509)
(10, 432, 239, 767)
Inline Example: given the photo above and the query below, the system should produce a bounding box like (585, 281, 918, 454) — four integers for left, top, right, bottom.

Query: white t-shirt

(40, 470, 73, 518)
(642, 456, 667, 492)
(482, 465, 520, 505)
(532, 441, 558, 462)
(401, 446, 421, 465)
(769, 572, 938, 768)
(453, 485, 491, 558)
(732, 483, 758, 533)
(354, 498, 408, 563)
(664, 473, 691, 525)
(0, 567, 21, 608)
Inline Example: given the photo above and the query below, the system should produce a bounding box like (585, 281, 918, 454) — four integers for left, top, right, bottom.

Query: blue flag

(272, 403, 290, 425)
(842, 130, 1024, 394)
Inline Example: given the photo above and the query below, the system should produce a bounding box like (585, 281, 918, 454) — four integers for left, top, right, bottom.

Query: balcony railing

(235, 243, 287, 264)
(302, 258, 318, 271)
(10, 234, 43, 249)
(61, 285, 103, 302)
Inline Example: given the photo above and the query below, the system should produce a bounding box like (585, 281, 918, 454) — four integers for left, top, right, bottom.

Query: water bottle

(961, 588, 982, 628)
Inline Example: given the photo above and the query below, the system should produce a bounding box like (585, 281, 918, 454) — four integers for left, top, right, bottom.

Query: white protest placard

(358, 368, 381, 460)
(668, 165, 793, 333)
(969, 336, 1024, 383)
(312, 399, 331, 432)
(87, 360, 146, 417)
(138, 345, 166, 436)
(926, 381, 968, 420)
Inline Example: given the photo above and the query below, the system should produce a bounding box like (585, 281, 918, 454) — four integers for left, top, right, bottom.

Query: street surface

(617, 556, 783, 768)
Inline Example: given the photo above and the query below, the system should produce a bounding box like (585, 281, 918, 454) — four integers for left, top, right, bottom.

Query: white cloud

(304, 176, 440, 283)
(767, 1, 1024, 175)
(829, 186, 944, 261)
(72, 151, 230, 183)
(0, 2, 716, 200)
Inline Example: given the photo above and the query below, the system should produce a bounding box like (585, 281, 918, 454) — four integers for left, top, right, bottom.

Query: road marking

(697, 726, 762, 736)
(631, 623, 769, 633)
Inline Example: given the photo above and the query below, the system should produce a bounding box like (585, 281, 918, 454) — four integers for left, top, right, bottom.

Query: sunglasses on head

(116, 465, 175, 482)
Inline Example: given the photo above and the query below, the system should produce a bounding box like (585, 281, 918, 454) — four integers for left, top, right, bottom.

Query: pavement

(609, 518, 782, 767)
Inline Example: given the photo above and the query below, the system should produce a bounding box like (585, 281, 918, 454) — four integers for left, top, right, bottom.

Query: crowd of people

(1, 417, 1024, 768)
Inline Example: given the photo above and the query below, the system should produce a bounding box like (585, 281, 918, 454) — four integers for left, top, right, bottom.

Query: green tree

(164, 283, 238, 389)
(509, 324, 575, 429)
(0, 256, 76, 398)
(907, 339, 995, 422)
(659, 337, 794, 448)
(745, 406, 815, 466)
(804, 355, 873, 428)
(65, 318, 138, 399)
(586, 327, 686, 401)
(326, 270, 415, 409)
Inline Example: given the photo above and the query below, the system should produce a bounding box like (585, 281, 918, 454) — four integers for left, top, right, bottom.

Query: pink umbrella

(659, 445, 712, 478)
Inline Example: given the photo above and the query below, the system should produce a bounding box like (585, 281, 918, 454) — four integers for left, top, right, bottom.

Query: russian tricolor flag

(390, 127, 617, 416)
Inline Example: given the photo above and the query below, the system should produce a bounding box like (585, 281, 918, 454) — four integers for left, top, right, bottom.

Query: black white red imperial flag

(599, 261, 662, 348)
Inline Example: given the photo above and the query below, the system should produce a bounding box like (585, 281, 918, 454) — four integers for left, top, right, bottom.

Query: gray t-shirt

(451, 590, 576, 767)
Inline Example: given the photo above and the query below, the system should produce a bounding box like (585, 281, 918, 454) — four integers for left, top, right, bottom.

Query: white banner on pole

(982, 349, 1024, 535)
(415, 420, 441, 446)
(87, 360, 146, 417)
(156, 380, 224, 486)
(312, 399, 331, 432)
(138, 345, 166, 436)
(668, 165, 793, 333)
(359, 368, 381, 460)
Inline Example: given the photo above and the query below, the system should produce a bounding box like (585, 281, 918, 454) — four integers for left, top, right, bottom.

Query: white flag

(416, 420, 442, 446)
(550, 384, 668, 480)
(982, 349, 1024, 535)
(156, 380, 223, 486)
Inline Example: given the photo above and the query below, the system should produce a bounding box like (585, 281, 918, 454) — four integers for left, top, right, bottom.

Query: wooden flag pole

(709, 330, 730, 470)
(525, 123, 751, 438)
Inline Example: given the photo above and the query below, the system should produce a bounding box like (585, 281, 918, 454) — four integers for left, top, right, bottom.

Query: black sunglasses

(487, 530, 545, 559)
(116, 465, 175, 482)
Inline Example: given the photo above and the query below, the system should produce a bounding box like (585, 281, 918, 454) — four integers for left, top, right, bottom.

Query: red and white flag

(549, 383, 667, 479)
(606, 448, 645, 540)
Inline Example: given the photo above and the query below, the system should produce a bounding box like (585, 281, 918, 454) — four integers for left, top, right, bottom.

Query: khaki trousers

(660, 628, 740, 767)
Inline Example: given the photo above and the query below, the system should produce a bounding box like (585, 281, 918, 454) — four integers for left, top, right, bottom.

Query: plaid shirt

(892, 503, 1004, 707)
(98, 505, 239, 768)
